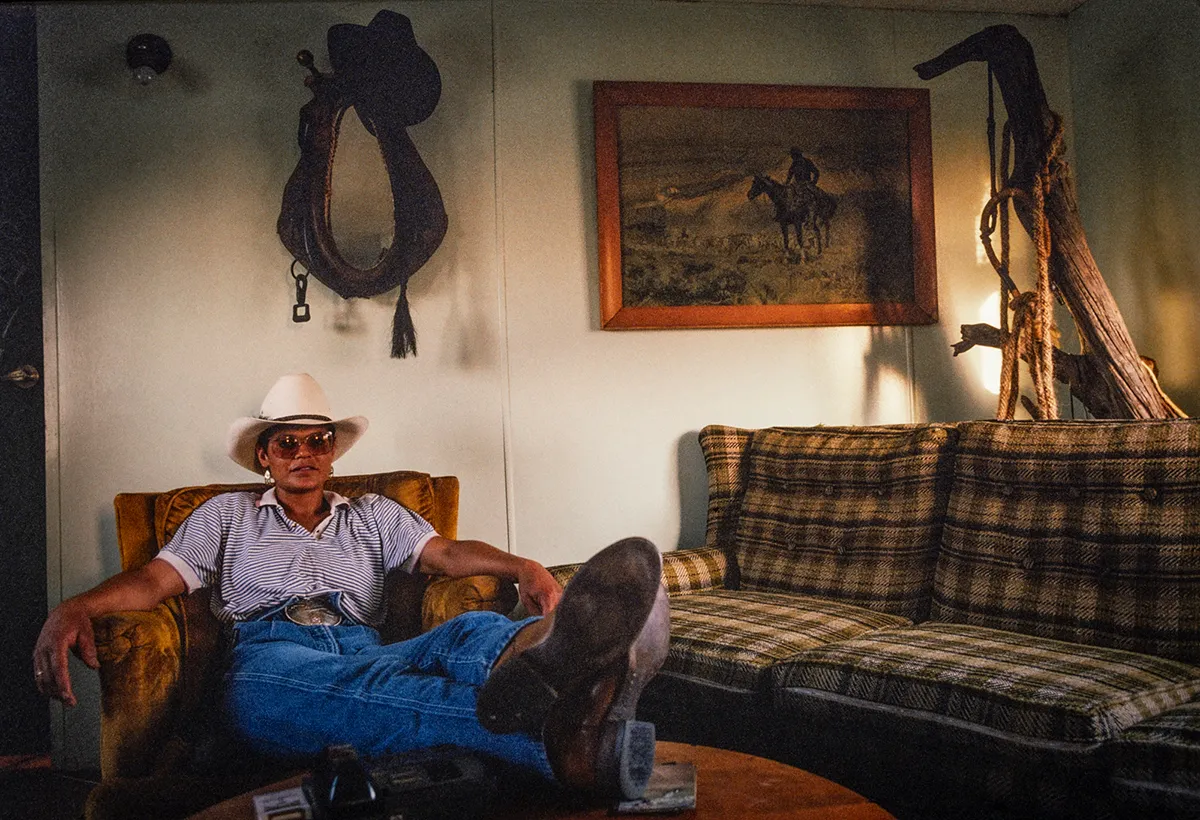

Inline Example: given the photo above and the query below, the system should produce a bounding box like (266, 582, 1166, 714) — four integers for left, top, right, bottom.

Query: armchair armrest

(421, 575, 518, 632)
(93, 603, 183, 780)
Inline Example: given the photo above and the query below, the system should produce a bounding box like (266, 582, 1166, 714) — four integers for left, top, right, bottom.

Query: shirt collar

(256, 488, 351, 510)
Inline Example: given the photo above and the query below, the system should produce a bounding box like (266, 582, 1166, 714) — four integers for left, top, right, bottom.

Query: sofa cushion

(770, 622, 1200, 743)
(934, 419, 1200, 664)
(1111, 698, 1200, 798)
(732, 424, 958, 621)
(664, 589, 910, 691)
(548, 562, 580, 590)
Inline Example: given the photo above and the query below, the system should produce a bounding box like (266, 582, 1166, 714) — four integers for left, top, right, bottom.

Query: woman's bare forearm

(63, 558, 187, 616)
(33, 558, 187, 705)
(417, 536, 562, 615)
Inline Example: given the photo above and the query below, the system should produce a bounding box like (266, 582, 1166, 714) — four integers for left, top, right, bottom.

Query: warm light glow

(978, 291, 1002, 395)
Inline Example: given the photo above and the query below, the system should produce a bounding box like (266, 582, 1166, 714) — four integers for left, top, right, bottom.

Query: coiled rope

(978, 67, 1063, 420)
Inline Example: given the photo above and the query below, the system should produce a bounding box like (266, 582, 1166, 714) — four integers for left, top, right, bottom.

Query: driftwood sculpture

(915, 25, 1183, 419)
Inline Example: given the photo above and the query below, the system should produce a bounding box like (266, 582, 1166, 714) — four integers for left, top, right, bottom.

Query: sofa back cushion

(933, 420, 1200, 664)
(732, 424, 959, 621)
(699, 425, 756, 554)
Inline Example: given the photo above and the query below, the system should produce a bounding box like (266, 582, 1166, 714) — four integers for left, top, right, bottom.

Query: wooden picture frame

(594, 81, 937, 330)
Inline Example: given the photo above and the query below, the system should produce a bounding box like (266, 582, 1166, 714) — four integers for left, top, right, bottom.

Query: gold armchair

(84, 470, 517, 820)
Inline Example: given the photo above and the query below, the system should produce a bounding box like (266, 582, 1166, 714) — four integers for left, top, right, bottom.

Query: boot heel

(476, 656, 557, 734)
(613, 719, 657, 799)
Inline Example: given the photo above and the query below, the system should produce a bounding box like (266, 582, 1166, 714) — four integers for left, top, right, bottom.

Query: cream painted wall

(494, 1, 1072, 558)
(1068, 0, 1200, 417)
(37, 1, 1070, 767)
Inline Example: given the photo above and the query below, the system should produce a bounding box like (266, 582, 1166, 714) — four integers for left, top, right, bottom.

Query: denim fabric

(223, 609, 553, 779)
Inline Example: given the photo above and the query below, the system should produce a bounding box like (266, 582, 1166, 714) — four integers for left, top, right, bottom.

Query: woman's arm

(33, 558, 187, 707)
(416, 536, 562, 616)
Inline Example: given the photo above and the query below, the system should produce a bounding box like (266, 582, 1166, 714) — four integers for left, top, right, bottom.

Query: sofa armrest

(93, 603, 184, 780)
(547, 547, 729, 598)
(421, 575, 519, 632)
(661, 547, 728, 594)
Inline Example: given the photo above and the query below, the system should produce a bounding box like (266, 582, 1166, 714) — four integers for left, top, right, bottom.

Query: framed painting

(594, 81, 937, 329)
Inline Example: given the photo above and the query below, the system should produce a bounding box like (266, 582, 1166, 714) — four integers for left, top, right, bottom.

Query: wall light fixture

(125, 33, 172, 85)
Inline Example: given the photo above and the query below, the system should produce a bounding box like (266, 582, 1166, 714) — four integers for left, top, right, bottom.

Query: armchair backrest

(114, 470, 459, 571)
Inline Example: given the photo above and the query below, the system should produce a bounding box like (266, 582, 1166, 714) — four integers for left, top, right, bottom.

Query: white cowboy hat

(226, 373, 369, 473)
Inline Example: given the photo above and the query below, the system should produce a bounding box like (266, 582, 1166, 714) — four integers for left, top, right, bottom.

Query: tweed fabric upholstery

(933, 420, 1200, 664)
(548, 547, 726, 596)
(771, 622, 1200, 743)
(733, 424, 958, 621)
(1112, 699, 1200, 793)
(772, 684, 1113, 820)
(661, 547, 727, 594)
(699, 425, 755, 551)
(548, 562, 580, 590)
(664, 589, 910, 691)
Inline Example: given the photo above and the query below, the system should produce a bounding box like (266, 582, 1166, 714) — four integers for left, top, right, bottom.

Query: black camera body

(304, 744, 495, 820)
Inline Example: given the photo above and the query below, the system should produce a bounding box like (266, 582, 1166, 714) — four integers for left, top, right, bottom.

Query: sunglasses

(267, 430, 336, 457)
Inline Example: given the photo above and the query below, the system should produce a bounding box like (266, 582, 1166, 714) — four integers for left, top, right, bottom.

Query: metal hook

(290, 259, 311, 323)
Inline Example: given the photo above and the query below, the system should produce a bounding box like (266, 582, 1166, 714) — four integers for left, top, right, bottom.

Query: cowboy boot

(476, 537, 670, 798)
(543, 583, 669, 798)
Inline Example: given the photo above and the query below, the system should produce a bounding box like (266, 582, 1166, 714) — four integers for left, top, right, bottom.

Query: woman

(33, 373, 669, 799)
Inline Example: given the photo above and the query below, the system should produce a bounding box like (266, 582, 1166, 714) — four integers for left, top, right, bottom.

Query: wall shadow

(675, 431, 709, 551)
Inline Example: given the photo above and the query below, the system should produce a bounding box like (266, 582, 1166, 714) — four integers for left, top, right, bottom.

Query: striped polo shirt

(155, 489, 437, 626)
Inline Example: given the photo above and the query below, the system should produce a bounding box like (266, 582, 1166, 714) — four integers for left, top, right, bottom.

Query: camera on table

(305, 744, 494, 820)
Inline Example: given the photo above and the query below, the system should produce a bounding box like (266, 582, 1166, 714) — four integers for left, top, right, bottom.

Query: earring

(264, 468, 275, 485)
(328, 465, 334, 478)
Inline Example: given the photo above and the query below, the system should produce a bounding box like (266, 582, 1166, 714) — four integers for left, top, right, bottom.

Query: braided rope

(981, 185, 1030, 420)
(978, 71, 1064, 420)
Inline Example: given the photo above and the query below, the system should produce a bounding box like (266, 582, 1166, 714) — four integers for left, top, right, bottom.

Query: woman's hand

(33, 600, 99, 707)
(515, 559, 562, 616)
(32, 558, 186, 706)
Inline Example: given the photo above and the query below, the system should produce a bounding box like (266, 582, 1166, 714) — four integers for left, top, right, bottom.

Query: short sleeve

(367, 494, 437, 574)
(157, 495, 228, 591)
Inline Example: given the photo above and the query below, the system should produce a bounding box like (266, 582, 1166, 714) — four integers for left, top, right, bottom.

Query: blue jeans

(222, 609, 553, 779)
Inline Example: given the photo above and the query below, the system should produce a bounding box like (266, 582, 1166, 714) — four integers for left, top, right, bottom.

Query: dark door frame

(0, 3, 51, 756)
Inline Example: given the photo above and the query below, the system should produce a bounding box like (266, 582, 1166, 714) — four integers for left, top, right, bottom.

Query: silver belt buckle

(284, 597, 343, 626)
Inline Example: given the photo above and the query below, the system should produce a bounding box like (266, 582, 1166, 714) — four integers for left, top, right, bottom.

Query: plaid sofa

(554, 421, 1200, 820)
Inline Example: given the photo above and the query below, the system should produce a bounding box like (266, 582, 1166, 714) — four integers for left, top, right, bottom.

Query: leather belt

(282, 597, 344, 626)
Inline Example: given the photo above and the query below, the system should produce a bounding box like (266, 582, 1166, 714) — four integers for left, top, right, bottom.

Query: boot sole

(601, 718, 657, 800)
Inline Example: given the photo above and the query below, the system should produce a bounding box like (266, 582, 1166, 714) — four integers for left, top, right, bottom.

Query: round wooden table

(187, 741, 895, 820)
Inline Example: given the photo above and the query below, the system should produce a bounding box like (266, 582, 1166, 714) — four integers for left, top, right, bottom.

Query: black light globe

(125, 33, 172, 85)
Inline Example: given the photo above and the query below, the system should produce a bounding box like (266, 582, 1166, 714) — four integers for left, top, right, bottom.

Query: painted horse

(748, 174, 809, 256)
(795, 182, 837, 255)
